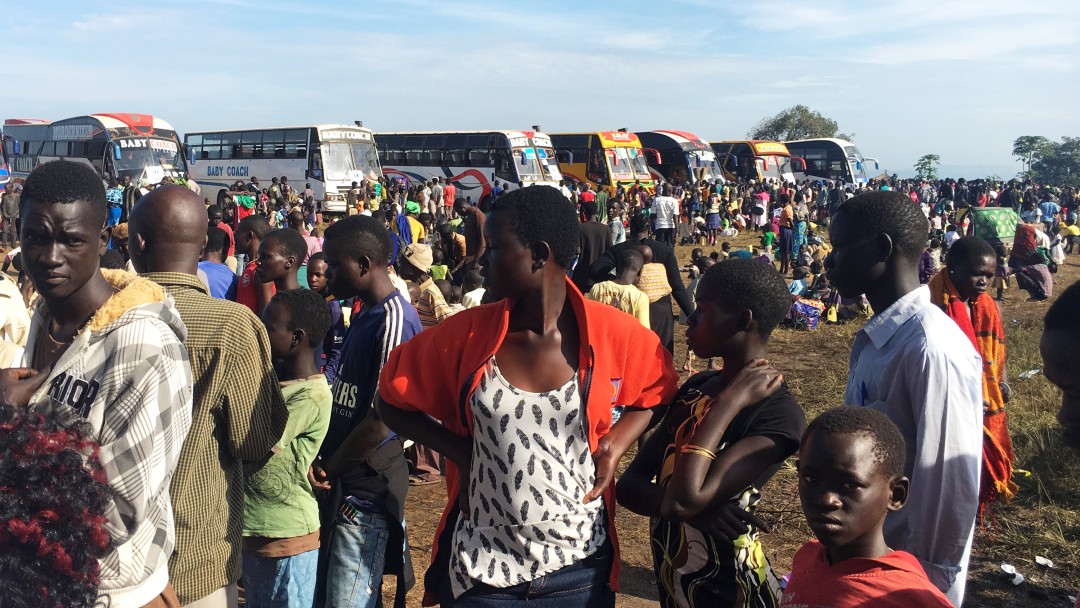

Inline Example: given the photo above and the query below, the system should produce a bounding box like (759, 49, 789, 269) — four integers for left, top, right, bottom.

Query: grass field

(395, 229, 1080, 606)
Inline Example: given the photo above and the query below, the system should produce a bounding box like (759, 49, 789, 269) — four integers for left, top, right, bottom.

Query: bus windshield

(759, 155, 788, 181)
(513, 147, 547, 182)
(629, 148, 651, 180)
(607, 147, 636, 180)
(322, 142, 380, 182)
(114, 137, 187, 181)
(689, 149, 723, 181)
(538, 147, 562, 181)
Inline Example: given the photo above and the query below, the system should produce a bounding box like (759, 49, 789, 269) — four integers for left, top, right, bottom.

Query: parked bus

(784, 138, 880, 184)
(3, 114, 188, 186)
(549, 130, 655, 195)
(634, 130, 725, 185)
(711, 140, 804, 184)
(374, 130, 562, 206)
(185, 124, 380, 214)
(0, 127, 9, 192)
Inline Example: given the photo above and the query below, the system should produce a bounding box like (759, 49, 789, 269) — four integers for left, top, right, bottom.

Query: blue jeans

(323, 506, 390, 608)
(437, 543, 614, 608)
(242, 548, 318, 608)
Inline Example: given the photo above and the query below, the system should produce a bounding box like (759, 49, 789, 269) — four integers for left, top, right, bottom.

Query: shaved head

(128, 185, 211, 275)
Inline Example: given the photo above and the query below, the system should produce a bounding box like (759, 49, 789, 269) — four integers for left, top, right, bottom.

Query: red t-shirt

(234, 260, 274, 315)
(215, 222, 235, 257)
(579, 190, 596, 204)
(780, 541, 951, 608)
(442, 184, 456, 207)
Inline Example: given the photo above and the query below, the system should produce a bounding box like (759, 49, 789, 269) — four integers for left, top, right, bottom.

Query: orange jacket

(380, 277, 678, 604)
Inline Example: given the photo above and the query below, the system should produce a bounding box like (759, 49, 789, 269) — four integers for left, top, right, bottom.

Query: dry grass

(392, 232, 1080, 607)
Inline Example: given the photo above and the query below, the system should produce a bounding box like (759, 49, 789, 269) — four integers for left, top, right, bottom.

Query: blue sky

(7, 0, 1079, 178)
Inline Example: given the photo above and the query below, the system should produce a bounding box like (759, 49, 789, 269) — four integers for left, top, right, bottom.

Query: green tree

(914, 154, 940, 180)
(1012, 135, 1050, 176)
(1029, 137, 1080, 186)
(747, 105, 846, 141)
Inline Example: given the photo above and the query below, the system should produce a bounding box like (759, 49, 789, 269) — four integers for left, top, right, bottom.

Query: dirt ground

(392, 232, 1080, 607)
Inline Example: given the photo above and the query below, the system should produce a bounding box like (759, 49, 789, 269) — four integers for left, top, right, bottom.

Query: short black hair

(945, 236, 996, 268)
(323, 215, 392, 266)
(1045, 280, 1080, 337)
(462, 269, 483, 292)
(99, 249, 126, 269)
(307, 252, 326, 265)
(696, 259, 791, 339)
(834, 191, 928, 260)
(20, 160, 107, 227)
(264, 228, 308, 262)
(803, 407, 907, 479)
(617, 248, 644, 274)
(237, 214, 272, 239)
(270, 288, 331, 348)
(206, 204, 222, 217)
(206, 226, 229, 254)
(490, 186, 579, 268)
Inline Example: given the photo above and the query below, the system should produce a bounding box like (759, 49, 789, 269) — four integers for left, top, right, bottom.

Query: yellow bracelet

(679, 444, 717, 460)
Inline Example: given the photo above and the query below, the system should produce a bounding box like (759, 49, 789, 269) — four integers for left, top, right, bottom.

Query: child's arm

(660, 361, 786, 522)
(615, 423, 671, 517)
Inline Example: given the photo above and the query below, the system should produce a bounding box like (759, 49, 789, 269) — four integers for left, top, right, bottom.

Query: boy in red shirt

(234, 215, 275, 315)
(781, 407, 951, 607)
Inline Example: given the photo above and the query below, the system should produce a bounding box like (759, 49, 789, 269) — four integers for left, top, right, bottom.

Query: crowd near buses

(16, 108, 1080, 608)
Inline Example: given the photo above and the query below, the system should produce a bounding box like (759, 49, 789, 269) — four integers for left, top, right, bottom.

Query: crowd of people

(0, 160, 1077, 608)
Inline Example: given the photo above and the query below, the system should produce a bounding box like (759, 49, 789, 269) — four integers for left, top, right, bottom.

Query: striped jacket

(23, 270, 193, 608)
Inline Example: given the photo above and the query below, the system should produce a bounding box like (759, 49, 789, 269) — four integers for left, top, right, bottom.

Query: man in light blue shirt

(825, 191, 983, 607)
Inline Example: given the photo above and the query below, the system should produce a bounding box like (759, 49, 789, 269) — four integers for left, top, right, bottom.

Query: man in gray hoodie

(2, 160, 193, 608)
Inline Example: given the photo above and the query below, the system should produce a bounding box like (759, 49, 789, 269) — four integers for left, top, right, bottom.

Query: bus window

(587, 149, 606, 184)
(494, 149, 515, 182)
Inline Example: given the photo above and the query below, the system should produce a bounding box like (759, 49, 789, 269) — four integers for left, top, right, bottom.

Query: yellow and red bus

(711, 140, 803, 183)
(549, 130, 655, 195)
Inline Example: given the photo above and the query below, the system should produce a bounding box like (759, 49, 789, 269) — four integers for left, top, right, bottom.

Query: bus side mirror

(556, 150, 573, 164)
(856, 162, 862, 171)
(13, 141, 20, 154)
(184, 144, 195, 165)
(644, 148, 661, 164)
(112, 143, 121, 161)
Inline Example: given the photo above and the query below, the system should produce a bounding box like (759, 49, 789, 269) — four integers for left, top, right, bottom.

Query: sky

(7, 0, 1079, 179)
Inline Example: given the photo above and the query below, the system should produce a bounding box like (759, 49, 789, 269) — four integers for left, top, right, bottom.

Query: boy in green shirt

(242, 288, 333, 607)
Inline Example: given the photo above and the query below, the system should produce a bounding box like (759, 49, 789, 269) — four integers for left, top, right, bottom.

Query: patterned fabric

(638, 263, 673, 303)
(416, 277, 453, 327)
(928, 270, 1016, 516)
(451, 359, 606, 598)
(141, 271, 289, 605)
(651, 373, 801, 608)
(23, 270, 194, 608)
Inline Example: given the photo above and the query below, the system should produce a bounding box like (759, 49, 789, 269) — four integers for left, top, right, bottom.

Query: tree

(1029, 137, 1080, 186)
(914, 154, 940, 180)
(747, 105, 847, 141)
(1012, 135, 1050, 176)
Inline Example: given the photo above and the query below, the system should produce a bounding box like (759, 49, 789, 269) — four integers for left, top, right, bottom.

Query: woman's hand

(713, 359, 783, 413)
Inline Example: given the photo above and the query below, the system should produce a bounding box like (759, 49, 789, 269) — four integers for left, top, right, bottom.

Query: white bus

(373, 130, 562, 206)
(634, 130, 725, 185)
(184, 124, 381, 214)
(784, 138, 880, 185)
(3, 113, 189, 185)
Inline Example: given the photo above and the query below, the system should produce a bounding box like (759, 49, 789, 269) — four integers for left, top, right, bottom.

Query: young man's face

(255, 237, 290, 284)
(825, 211, 884, 298)
(798, 430, 907, 561)
(321, 239, 362, 300)
(21, 201, 109, 301)
(948, 254, 996, 302)
(1042, 330, 1080, 450)
(208, 210, 223, 226)
(307, 259, 329, 293)
(261, 299, 296, 359)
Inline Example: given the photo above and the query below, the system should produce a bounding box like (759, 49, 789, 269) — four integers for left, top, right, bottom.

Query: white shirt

(652, 196, 680, 229)
(844, 286, 982, 607)
(452, 359, 605, 597)
(462, 287, 486, 309)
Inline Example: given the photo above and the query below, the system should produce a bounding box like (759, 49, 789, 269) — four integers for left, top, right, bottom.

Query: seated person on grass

(782, 407, 951, 607)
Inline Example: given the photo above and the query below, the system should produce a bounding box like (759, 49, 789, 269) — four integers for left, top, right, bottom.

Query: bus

(185, 124, 381, 214)
(3, 114, 188, 186)
(711, 140, 804, 184)
(549, 130, 655, 195)
(374, 130, 562, 206)
(784, 138, 880, 185)
(0, 127, 9, 192)
(634, 130, 725, 185)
